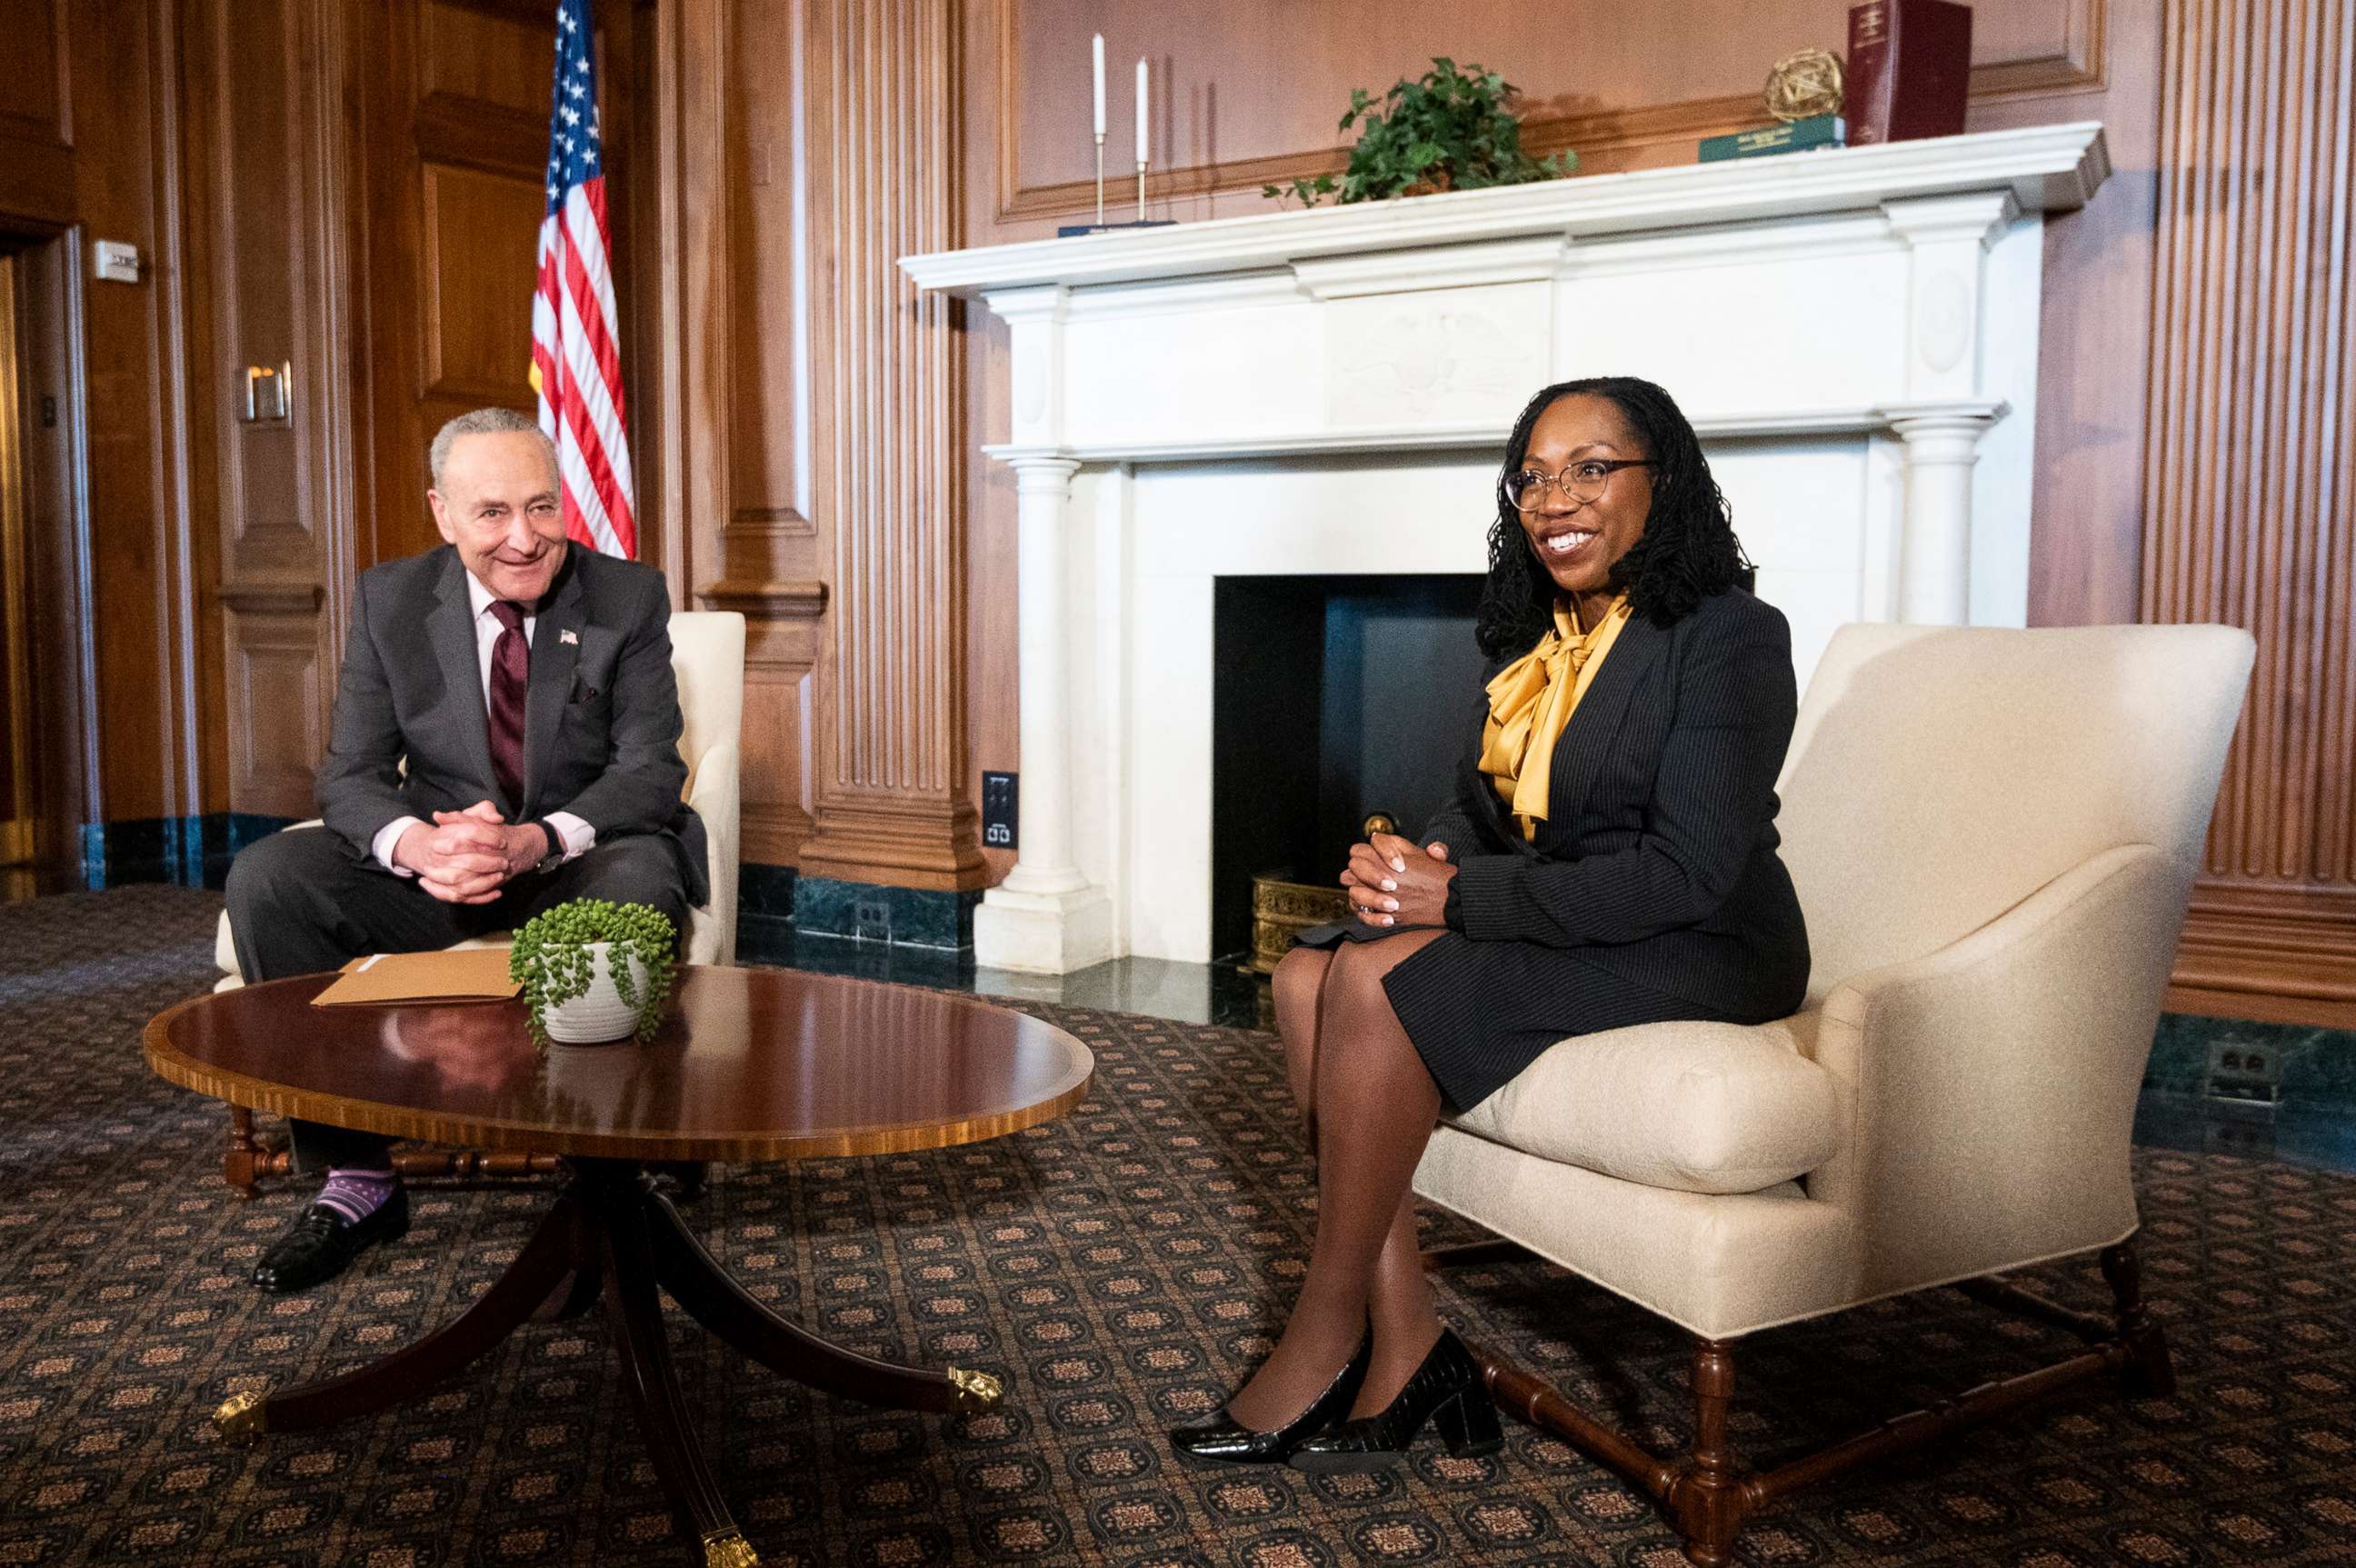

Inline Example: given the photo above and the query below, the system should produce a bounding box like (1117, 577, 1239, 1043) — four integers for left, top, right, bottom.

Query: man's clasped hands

(1341, 829, 1458, 929)
(391, 802, 551, 904)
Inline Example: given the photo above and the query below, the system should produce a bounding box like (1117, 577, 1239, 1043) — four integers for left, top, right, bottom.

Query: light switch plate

(93, 241, 141, 285)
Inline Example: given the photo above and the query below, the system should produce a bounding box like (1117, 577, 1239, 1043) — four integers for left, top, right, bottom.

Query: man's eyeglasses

(1505, 459, 1656, 512)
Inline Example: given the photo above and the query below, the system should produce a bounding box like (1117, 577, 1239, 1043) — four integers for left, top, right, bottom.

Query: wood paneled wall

(792, 0, 986, 892)
(665, 0, 986, 890)
(662, 0, 828, 870)
(182, 0, 343, 821)
(0, 0, 217, 852)
(2144, 0, 2356, 1024)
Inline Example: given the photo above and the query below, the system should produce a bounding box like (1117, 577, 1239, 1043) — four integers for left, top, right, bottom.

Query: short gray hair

(428, 407, 558, 488)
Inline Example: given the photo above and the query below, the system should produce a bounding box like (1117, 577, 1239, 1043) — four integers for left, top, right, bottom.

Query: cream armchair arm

(1802, 842, 2188, 1302)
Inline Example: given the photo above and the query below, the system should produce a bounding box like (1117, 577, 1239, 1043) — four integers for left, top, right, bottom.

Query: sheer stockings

(1223, 936, 1449, 1431)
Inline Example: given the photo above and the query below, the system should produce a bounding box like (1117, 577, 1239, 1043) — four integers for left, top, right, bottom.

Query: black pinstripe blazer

(1423, 586, 1810, 1020)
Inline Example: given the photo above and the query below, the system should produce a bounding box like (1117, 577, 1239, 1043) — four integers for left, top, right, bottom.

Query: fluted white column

(1890, 404, 2005, 626)
(1001, 458, 1085, 893)
(973, 456, 1113, 972)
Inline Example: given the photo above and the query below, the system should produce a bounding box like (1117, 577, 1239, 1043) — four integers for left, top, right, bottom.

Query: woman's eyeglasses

(1505, 459, 1656, 511)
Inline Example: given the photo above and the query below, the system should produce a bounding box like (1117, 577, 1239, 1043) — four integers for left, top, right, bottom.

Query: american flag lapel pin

(560, 628, 579, 645)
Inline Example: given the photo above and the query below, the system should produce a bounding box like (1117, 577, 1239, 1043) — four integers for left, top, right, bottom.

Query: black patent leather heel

(1432, 1386, 1502, 1456)
(1288, 1328, 1496, 1473)
(1168, 1333, 1372, 1465)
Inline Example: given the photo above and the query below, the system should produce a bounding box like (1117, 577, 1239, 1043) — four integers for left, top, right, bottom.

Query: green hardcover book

(1699, 115, 1847, 163)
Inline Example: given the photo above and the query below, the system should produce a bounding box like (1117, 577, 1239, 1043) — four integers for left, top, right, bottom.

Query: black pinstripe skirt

(1292, 919, 1739, 1114)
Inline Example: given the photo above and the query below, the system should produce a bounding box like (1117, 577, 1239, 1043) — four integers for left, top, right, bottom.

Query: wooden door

(354, 0, 646, 572)
(0, 255, 34, 866)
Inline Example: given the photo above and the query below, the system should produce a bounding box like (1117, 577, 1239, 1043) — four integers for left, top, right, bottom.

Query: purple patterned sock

(314, 1168, 397, 1224)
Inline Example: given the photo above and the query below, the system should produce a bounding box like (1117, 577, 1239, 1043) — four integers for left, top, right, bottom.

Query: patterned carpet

(2, 887, 2352, 1568)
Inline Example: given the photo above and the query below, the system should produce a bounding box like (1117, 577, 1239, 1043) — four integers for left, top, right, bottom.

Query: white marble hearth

(904, 124, 2111, 973)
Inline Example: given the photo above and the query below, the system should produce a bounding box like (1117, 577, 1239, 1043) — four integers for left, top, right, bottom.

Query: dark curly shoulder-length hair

(1474, 375, 1753, 660)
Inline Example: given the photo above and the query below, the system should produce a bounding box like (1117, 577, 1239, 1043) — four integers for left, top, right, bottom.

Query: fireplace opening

(1211, 574, 1488, 963)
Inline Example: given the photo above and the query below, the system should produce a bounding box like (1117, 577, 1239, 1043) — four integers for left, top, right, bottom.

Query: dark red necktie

(487, 600, 529, 807)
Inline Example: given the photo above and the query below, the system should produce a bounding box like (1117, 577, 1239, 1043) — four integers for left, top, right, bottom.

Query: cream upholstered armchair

(213, 609, 745, 1191)
(1414, 624, 2254, 1567)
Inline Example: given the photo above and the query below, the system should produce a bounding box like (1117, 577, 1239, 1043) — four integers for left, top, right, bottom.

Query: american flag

(529, 0, 636, 558)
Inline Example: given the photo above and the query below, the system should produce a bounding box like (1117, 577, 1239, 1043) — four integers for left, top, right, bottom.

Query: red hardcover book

(1847, 0, 1974, 145)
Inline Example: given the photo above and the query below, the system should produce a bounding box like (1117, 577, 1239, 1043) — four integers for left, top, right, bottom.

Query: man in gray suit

(225, 407, 704, 1293)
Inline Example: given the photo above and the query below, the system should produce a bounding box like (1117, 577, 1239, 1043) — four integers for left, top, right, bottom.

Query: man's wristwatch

(531, 819, 565, 872)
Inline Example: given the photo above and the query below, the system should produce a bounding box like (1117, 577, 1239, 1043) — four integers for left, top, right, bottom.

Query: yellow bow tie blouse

(1479, 595, 1633, 840)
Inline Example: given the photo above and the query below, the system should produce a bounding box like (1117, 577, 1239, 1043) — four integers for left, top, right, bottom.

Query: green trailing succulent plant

(509, 897, 678, 1043)
(1264, 57, 1574, 209)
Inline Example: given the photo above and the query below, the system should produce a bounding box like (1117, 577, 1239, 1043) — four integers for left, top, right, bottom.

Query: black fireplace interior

(1211, 574, 1487, 962)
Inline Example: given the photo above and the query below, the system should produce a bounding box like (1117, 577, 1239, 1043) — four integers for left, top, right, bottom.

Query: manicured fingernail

(1390, 857, 1405, 873)
(1380, 914, 1394, 925)
(1383, 898, 1398, 911)
(1381, 879, 1396, 891)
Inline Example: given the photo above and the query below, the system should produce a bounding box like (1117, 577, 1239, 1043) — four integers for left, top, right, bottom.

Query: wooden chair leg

(216, 1106, 564, 1194)
(1455, 1230, 2165, 1567)
(1667, 1338, 1756, 1567)
(224, 1107, 261, 1198)
(2102, 1234, 2175, 1398)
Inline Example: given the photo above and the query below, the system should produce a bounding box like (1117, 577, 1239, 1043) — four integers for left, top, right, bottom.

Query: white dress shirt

(370, 571, 594, 875)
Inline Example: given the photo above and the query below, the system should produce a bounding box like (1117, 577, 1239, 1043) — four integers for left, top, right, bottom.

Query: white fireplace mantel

(903, 123, 2110, 974)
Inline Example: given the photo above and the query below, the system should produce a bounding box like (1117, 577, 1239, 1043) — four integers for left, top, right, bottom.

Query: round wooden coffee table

(143, 964, 1093, 1568)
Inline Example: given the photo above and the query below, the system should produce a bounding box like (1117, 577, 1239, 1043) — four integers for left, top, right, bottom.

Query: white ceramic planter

(541, 941, 648, 1044)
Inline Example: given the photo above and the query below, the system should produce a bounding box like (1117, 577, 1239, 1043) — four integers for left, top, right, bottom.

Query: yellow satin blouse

(1479, 594, 1632, 840)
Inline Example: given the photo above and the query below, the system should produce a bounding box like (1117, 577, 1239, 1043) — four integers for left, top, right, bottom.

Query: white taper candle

(1135, 58, 1149, 164)
(1092, 35, 1105, 138)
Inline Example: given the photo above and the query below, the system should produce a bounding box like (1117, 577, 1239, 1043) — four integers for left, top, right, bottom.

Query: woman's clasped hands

(1342, 831, 1455, 928)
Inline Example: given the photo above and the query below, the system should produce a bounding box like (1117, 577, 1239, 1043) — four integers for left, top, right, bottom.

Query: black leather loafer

(1289, 1328, 1502, 1473)
(1169, 1333, 1371, 1465)
(251, 1188, 411, 1294)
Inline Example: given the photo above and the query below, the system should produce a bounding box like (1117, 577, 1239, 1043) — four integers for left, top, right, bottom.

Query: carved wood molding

(698, 577, 829, 616)
(991, 0, 2108, 225)
(217, 582, 327, 617)
(795, 0, 987, 891)
(2176, 908, 2356, 1005)
(729, 505, 816, 537)
(2143, 0, 2356, 1021)
(413, 93, 545, 181)
(0, 134, 75, 226)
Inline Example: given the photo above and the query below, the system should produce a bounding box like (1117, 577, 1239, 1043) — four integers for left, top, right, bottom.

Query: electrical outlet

(853, 897, 892, 944)
(2203, 1115, 2276, 1159)
(982, 771, 1018, 850)
(2205, 1038, 2281, 1106)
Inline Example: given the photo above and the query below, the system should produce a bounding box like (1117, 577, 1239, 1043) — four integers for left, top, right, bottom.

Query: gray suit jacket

(315, 544, 709, 906)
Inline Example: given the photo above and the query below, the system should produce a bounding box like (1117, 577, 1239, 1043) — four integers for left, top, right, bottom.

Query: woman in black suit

(1171, 375, 1811, 1470)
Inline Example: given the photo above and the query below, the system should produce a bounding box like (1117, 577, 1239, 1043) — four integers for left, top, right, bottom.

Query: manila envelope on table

(310, 948, 521, 1008)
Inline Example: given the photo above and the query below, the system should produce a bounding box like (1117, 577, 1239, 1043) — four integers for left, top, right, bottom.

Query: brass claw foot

(702, 1528, 760, 1567)
(214, 1390, 267, 1444)
(946, 1365, 1003, 1411)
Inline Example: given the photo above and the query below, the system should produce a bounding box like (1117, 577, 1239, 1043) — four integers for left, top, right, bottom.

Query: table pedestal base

(213, 1159, 1001, 1566)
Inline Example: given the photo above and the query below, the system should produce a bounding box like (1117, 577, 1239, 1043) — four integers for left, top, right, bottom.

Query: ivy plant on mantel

(1267, 58, 1574, 209)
